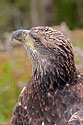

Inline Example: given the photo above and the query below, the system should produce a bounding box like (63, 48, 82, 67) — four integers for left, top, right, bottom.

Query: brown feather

(11, 26, 83, 125)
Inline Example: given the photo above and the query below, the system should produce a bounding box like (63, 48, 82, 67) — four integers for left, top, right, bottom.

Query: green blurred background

(0, 0, 83, 124)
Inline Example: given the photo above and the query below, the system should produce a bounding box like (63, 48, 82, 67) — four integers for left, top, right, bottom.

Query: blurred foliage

(0, 0, 83, 37)
(73, 41, 83, 49)
(0, 0, 30, 37)
(0, 47, 32, 124)
(53, 0, 83, 29)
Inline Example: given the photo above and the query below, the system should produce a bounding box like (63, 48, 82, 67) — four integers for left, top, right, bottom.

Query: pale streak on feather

(20, 86, 26, 96)
(42, 121, 44, 125)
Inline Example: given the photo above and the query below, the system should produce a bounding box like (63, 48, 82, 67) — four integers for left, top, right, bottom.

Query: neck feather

(32, 56, 77, 94)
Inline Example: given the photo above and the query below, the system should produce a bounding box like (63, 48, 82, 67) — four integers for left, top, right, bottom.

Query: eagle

(11, 26, 83, 125)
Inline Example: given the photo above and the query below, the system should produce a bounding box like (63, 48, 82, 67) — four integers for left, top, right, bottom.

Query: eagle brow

(29, 33, 40, 41)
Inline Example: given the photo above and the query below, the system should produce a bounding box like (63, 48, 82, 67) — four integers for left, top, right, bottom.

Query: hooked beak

(11, 29, 35, 50)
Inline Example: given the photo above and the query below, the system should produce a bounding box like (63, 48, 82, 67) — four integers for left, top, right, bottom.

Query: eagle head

(12, 26, 77, 89)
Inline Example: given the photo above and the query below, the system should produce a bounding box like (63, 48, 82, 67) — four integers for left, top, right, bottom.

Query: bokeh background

(0, 0, 83, 124)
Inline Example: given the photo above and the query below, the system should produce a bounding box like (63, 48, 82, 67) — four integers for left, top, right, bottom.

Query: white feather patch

(42, 121, 44, 125)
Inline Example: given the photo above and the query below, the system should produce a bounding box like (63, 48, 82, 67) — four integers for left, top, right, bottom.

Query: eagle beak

(11, 30, 35, 50)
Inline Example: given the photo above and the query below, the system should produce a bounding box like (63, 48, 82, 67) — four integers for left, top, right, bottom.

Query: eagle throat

(32, 53, 77, 94)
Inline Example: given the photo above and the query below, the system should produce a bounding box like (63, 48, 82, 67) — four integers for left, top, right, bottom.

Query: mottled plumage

(11, 26, 83, 125)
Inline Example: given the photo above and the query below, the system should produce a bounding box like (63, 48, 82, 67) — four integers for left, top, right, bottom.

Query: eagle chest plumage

(11, 26, 83, 125)
(11, 76, 83, 125)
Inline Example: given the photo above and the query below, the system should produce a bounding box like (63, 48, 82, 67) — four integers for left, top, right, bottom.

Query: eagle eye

(34, 39, 40, 45)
